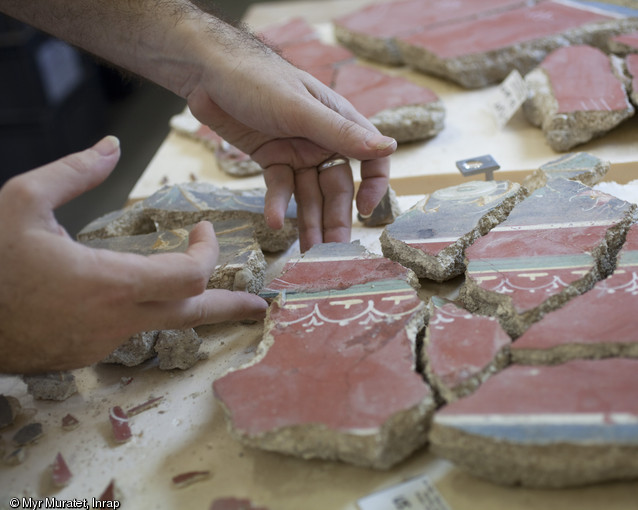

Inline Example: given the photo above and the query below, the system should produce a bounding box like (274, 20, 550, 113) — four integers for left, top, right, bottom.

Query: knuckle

(1, 174, 41, 203)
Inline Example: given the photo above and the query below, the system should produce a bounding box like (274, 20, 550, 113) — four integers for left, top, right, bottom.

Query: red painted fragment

(539, 46, 629, 113)
(172, 470, 210, 488)
(400, 2, 610, 58)
(126, 396, 164, 417)
(61, 413, 79, 431)
(51, 452, 72, 487)
(109, 406, 131, 443)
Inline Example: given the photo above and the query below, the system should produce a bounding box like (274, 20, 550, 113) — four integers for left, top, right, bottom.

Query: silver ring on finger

(318, 156, 349, 173)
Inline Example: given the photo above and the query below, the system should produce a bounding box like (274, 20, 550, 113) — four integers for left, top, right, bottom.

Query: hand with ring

(184, 34, 397, 252)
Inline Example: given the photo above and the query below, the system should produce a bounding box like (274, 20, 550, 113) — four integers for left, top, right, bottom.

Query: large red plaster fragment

(424, 297, 511, 402)
(461, 178, 636, 338)
(524, 45, 634, 151)
(333, 0, 528, 65)
(259, 17, 444, 143)
(396, 1, 638, 88)
(512, 222, 638, 364)
(429, 359, 638, 488)
(214, 243, 433, 469)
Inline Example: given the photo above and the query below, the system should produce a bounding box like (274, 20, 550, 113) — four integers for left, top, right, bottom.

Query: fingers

(263, 164, 295, 230)
(318, 161, 353, 245)
(298, 85, 397, 161)
(294, 166, 324, 252)
(356, 156, 391, 217)
(35, 136, 121, 211)
(151, 289, 268, 329)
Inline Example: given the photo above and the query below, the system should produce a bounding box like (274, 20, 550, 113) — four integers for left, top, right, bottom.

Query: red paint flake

(51, 452, 72, 487)
(126, 396, 164, 417)
(209, 498, 269, 510)
(109, 406, 131, 443)
(61, 413, 79, 431)
(171, 470, 210, 488)
(99, 479, 120, 501)
(120, 376, 134, 387)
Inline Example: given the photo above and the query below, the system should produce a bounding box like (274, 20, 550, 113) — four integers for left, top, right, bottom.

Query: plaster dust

(2, 193, 638, 508)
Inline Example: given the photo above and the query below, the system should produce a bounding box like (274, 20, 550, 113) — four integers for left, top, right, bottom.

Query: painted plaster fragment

(512, 222, 638, 364)
(126, 396, 164, 417)
(172, 470, 211, 488)
(143, 183, 297, 253)
(260, 17, 444, 143)
(77, 182, 297, 253)
(109, 406, 132, 444)
(261, 241, 418, 300)
(461, 178, 636, 338)
(608, 30, 638, 54)
(0, 395, 21, 429)
(332, 63, 444, 143)
(76, 200, 155, 242)
(216, 244, 432, 469)
(524, 45, 634, 151)
(381, 180, 526, 282)
(424, 297, 511, 402)
(99, 479, 122, 502)
(521, 152, 610, 192)
(155, 329, 205, 371)
(61, 413, 80, 431)
(430, 359, 638, 488)
(397, 1, 638, 88)
(333, 0, 527, 65)
(23, 371, 77, 401)
(51, 452, 72, 487)
(258, 16, 318, 48)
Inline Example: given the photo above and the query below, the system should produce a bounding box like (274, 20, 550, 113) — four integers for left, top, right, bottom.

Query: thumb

(31, 136, 121, 210)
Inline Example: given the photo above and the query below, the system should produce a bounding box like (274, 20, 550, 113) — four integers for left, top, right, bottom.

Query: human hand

(185, 31, 396, 251)
(0, 136, 267, 374)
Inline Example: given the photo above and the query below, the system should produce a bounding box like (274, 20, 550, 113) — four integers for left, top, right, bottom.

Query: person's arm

(0, 137, 267, 374)
(0, 0, 397, 250)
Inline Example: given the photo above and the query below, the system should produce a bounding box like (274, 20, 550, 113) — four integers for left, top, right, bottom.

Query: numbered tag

(357, 474, 451, 510)
(489, 69, 528, 129)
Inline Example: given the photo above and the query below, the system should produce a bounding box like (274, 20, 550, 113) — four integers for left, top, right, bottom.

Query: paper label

(357, 474, 451, 510)
(489, 69, 528, 129)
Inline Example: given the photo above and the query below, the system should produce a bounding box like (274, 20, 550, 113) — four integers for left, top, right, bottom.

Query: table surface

(2, 1, 638, 509)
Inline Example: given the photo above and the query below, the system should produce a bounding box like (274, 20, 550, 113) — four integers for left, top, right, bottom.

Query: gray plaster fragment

(101, 331, 160, 367)
(522, 152, 610, 192)
(23, 372, 77, 401)
(154, 329, 205, 370)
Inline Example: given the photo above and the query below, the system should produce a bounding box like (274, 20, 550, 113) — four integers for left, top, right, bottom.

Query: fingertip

(93, 135, 121, 157)
(366, 136, 397, 156)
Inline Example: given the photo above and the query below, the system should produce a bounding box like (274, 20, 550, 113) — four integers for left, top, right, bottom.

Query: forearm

(0, 0, 257, 97)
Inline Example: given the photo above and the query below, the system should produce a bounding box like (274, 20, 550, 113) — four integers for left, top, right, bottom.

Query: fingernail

(374, 138, 397, 152)
(358, 211, 373, 219)
(94, 135, 120, 156)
